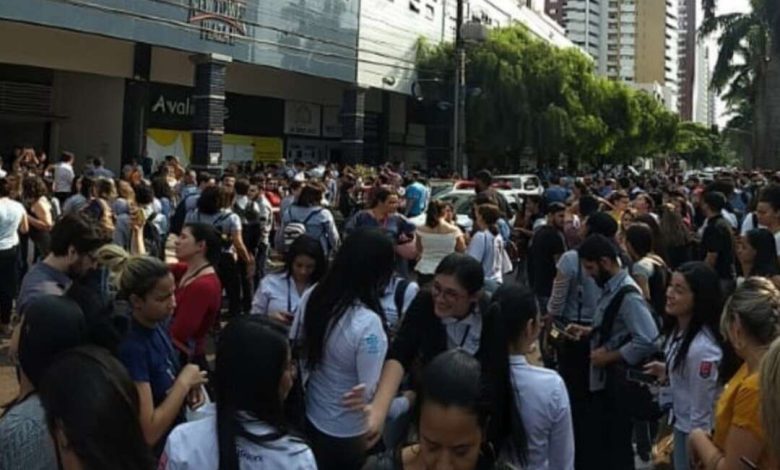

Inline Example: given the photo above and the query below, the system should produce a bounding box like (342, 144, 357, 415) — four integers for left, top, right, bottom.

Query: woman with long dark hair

(38, 346, 155, 470)
(162, 317, 315, 469)
(366, 350, 498, 470)
(644, 262, 724, 470)
(186, 185, 253, 317)
(169, 222, 223, 367)
(737, 228, 780, 288)
(251, 234, 327, 324)
(415, 200, 466, 285)
(488, 285, 573, 469)
(355, 254, 504, 455)
(22, 175, 54, 259)
(293, 227, 395, 469)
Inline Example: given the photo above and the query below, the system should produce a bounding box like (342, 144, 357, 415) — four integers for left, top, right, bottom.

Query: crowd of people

(0, 145, 780, 470)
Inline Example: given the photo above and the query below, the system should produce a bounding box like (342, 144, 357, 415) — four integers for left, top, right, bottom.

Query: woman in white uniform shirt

(0, 177, 28, 333)
(293, 227, 395, 469)
(644, 262, 724, 470)
(487, 285, 575, 469)
(162, 316, 316, 470)
(251, 235, 327, 325)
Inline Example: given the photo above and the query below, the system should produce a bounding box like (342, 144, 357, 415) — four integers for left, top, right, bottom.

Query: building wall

(0, 0, 359, 83)
(357, 0, 577, 94)
(0, 20, 133, 79)
(635, 0, 666, 84)
(52, 71, 126, 171)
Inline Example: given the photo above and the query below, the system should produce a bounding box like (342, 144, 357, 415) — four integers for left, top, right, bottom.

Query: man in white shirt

(756, 183, 780, 259)
(52, 152, 76, 205)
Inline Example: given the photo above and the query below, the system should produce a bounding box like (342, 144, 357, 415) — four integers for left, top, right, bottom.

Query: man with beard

(546, 207, 617, 470)
(16, 212, 109, 316)
(566, 234, 659, 470)
(473, 170, 512, 219)
(527, 202, 567, 313)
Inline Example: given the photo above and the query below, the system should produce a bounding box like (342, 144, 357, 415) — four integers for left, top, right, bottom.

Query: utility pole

(452, 0, 466, 177)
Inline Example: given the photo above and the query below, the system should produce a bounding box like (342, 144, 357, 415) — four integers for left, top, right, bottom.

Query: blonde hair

(117, 180, 135, 202)
(761, 337, 780, 461)
(97, 244, 169, 300)
(721, 277, 780, 346)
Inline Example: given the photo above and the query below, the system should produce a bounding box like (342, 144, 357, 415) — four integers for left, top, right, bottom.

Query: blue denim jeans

(673, 428, 689, 470)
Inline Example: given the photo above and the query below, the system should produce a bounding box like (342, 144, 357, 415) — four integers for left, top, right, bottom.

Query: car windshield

(440, 194, 474, 215)
(430, 182, 453, 199)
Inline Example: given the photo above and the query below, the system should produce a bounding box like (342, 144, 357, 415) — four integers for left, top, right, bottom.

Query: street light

(453, 9, 487, 178)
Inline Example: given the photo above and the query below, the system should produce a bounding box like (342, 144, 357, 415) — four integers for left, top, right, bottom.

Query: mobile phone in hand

(626, 369, 657, 385)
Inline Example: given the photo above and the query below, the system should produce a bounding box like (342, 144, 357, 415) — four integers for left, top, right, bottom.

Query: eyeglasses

(431, 282, 467, 303)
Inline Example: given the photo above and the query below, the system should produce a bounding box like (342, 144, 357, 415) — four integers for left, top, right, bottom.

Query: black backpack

(143, 213, 165, 260)
(233, 200, 262, 252)
(170, 194, 195, 236)
(598, 284, 662, 421)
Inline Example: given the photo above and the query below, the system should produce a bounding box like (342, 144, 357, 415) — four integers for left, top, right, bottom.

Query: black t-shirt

(527, 225, 567, 298)
(700, 215, 736, 280)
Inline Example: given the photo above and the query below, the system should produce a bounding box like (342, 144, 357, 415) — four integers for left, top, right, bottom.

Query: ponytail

(97, 244, 170, 300)
(485, 286, 531, 465)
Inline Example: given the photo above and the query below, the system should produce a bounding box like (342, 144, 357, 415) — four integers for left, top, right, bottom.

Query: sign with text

(284, 101, 321, 137)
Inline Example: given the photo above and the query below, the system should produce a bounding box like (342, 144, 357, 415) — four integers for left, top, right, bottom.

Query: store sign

(188, 0, 247, 44)
(322, 106, 342, 138)
(284, 101, 321, 137)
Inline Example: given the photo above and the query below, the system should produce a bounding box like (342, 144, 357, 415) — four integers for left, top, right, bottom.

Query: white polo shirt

(161, 405, 316, 469)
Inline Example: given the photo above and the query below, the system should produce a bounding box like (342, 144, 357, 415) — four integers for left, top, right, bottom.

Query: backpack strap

(394, 279, 410, 318)
(597, 284, 641, 347)
(302, 208, 324, 225)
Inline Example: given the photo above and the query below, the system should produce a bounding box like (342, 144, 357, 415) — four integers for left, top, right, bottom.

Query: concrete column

(190, 53, 231, 170)
(340, 87, 366, 165)
(121, 43, 151, 166)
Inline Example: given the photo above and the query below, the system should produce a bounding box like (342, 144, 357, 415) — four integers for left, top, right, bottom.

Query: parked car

(494, 174, 544, 197)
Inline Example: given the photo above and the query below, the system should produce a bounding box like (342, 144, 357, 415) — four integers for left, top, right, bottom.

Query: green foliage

(416, 24, 683, 169)
(673, 122, 727, 167)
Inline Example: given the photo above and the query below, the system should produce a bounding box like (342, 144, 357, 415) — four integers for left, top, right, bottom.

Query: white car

(411, 189, 520, 233)
(494, 174, 544, 197)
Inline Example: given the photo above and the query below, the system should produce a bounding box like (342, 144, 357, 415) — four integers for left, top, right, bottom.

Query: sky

(713, 0, 752, 126)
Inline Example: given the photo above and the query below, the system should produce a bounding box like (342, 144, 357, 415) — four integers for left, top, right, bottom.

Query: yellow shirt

(713, 363, 770, 468)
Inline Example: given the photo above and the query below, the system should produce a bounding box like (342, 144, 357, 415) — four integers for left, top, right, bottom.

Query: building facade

(0, 0, 574, 172)
(546, 0, 680, 112)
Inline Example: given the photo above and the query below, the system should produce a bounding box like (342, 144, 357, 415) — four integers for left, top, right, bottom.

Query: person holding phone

(98, 245, 208, 454)
(250, 234, 327, 325)
(643, 262, 725, 470)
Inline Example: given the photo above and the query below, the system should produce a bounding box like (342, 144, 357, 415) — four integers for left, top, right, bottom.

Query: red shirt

(168, 263, 222, 357)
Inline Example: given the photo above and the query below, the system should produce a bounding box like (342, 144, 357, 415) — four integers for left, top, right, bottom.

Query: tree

(416, 25, 680, 170)
(673, 122, 726, 167)
(702, 0, 780, 168)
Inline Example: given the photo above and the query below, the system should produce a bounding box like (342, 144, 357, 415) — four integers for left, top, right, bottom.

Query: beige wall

(0, 20, 133, 78)
(51, 71, 125, 171)
(635, 0, 666, 84)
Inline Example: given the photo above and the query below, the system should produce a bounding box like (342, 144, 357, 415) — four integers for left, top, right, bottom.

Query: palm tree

(701, 0, 780, 168)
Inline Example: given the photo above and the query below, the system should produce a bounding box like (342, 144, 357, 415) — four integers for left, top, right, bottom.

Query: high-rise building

(695, 45, 716, 126)
(546, 0, 680, 112)
(678, 0, 698, 120)
(545, 0, 603, 61)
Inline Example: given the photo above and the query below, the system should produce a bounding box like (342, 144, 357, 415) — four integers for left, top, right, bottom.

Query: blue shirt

(405, 182, 428, 217)
(119, 319, 181, 407)
(547, 250, 599, 324)
(589, 269, 659, 391)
